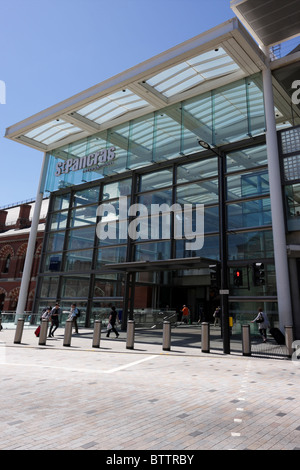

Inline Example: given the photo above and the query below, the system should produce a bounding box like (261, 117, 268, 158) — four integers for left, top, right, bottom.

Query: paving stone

(0, 326, 299, 450)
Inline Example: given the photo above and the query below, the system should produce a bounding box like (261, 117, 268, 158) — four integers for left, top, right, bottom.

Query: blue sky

(0, 0, 234, 207)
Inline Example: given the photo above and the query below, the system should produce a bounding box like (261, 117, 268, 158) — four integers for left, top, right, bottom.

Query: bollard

(39, 320, 49, 346)
(242, 324, 251, 356)
(63, 319, 73, 347)
(126, 320, 135, 350)
(201, 322, 210, 353)
(92, 320, 102, 348)
(285, 326, 294, 358)
(14, 318, 25, 344)
(162, 321, 171, 351)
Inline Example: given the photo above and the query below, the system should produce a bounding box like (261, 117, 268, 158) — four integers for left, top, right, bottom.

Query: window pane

(227, 198, 272, 230)
(70, 205, 97, 227)
(49, 211, 68, 230)
(182, 92, 213, 155)
(214, 80, 248, 145)
(139, 169, 173, 192)
(73, 187, 100, 206)
(102, 178, 132, 200)
(64, 249, 93, 272)
(46, 232, 65, 252)
(176, 180, 218, 205)
(96, 245, 127, 269)
(61, 276, 90, 298)
(44, 254, 62, 272)
(175, 234, 219, 259)
(138, 189, 173, 206)
(227, 230, 274, 260)
(127, 115, 154, 169)
(52, 193, 70, 212)
(285, 183, 300, 231)
(226, 145, 267, 173)
(135, 241, 171, 261)
(153, 109, 181, 161)
(226, 171, 269, 200)
(67, 226, 96, 250)
(40, 276, 59, 298)
(177, 157, 218, 184)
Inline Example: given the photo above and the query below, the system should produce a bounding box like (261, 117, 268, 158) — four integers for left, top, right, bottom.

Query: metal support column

(262, 46, 293, 332)
(15, 152, 48, 318)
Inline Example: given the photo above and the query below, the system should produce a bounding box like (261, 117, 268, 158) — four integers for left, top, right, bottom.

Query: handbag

(107, 323, 112, 331)
(256, 313, 264, 323)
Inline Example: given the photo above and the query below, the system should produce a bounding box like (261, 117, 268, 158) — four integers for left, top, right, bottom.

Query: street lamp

(198, 140, 230, 354)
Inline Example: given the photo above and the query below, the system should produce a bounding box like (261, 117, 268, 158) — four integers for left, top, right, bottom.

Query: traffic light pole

(198, 140, 230, 354)
(218, 150, 230, 354)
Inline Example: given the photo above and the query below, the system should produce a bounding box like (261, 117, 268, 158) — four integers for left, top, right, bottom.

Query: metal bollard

(285, 326, 294, 358)
(201, 322, 210, 353)
(92, 320, 102, 348)
(162, 321, 171, 351)
(39, 320, 49, 346)
(63, 319, 73, 347)
(14, 318, 25, 344)
(126, 320, 135, 350)
(242, 324, 251, 356)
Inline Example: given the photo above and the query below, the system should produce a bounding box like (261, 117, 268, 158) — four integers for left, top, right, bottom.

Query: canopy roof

(5, 18, 267, 152)
(5, 16, 300, 154)
(231, 0, 300, 47)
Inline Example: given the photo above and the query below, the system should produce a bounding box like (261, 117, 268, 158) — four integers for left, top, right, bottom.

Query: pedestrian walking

(251, 307, 269, 342)
(49, 302, 61, 337)
(181, 305, 190, 324)
(106, 306, 120, 338)
(68, 303, 79, 334)
(213, 306, 221, 326)
(41, 306, 52, 320)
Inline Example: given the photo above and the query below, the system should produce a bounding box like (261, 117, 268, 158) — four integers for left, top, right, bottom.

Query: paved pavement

(0, 325, 299, 451)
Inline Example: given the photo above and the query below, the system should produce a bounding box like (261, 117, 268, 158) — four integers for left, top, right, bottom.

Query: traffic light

(253, 262, 265, 286)
(209, 264, 220, 288)
(233, 269, 243, 287)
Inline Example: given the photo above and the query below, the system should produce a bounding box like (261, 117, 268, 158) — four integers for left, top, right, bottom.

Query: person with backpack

(251, 307, 269, 343)
(68, 303, 80, 334)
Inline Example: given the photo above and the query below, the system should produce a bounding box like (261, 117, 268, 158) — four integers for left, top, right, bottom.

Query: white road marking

(0, 354, 160, 375)
(106, 355, 159, 373)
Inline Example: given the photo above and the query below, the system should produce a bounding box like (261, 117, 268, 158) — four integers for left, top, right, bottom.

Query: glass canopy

(146, 48, 240, 97)
(76, 89, 149, 124)
(24, 119, 82, 146)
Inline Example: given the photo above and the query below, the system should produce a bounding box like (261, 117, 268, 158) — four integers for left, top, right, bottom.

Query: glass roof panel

(145, 47, 242, 97)
(24, 119, 82, 144)
(77, 89, 149, 124)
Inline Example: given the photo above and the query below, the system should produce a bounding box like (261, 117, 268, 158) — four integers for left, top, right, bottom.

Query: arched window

(3, 254, 11, 273)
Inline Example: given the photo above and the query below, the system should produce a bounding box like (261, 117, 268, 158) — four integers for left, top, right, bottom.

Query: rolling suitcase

(269, 327, 285, 345)
(34, 325, 41, 337)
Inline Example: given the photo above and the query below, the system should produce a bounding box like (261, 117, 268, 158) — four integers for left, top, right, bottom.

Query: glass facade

(42, 74, 265, 194)
(35, 73, 280, 328)
(278, 126, 300, 231)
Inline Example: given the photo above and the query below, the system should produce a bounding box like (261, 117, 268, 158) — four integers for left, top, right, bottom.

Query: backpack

(76, 309, 81, 318)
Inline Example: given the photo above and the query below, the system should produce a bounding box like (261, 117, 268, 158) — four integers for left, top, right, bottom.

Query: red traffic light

(233, 269, 243, 286)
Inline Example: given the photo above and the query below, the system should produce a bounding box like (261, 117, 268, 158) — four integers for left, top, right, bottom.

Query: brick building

(0, 199, 49, 312)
